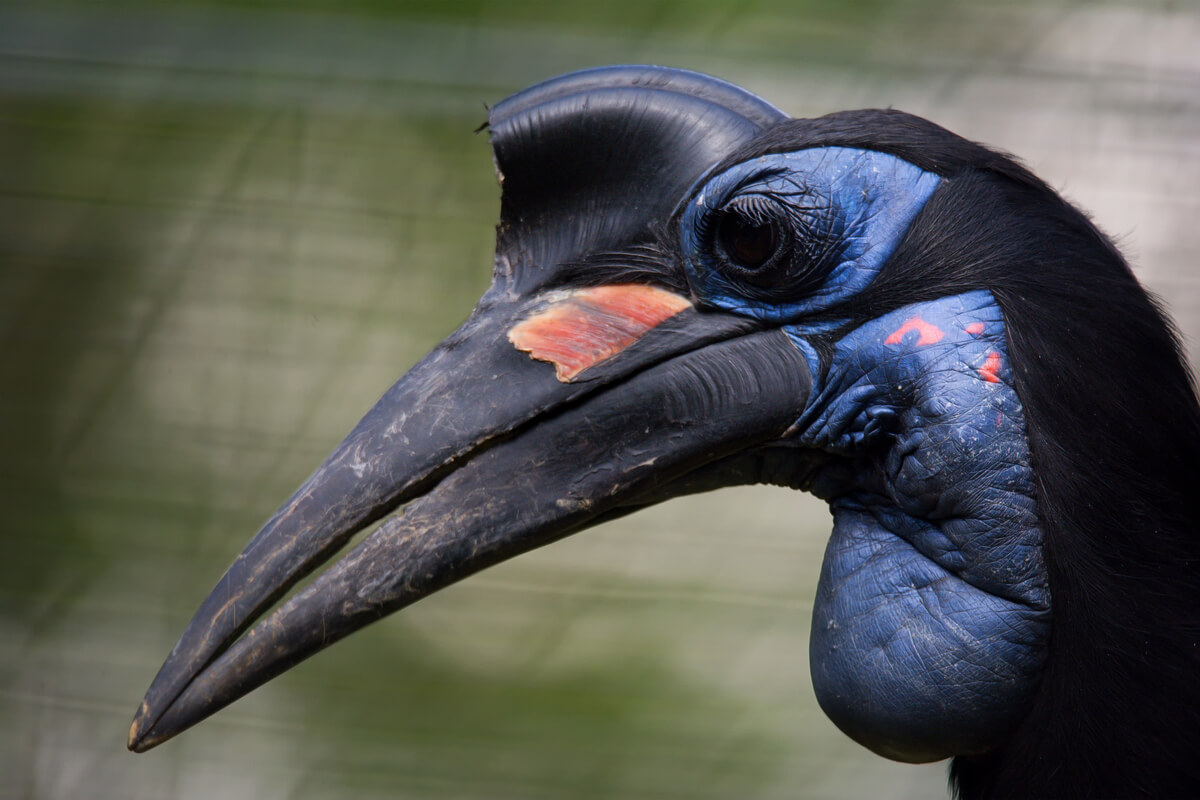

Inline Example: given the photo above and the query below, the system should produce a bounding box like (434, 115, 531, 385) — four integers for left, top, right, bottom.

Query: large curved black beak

(129, 66, 808, 752)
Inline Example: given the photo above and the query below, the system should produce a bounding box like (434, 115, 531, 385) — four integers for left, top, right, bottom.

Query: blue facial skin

(682, 148, 943, 324)
(681, 150, 1051, 763)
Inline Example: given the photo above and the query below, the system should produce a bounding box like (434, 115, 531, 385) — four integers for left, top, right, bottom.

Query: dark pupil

(718, 213, 777, 269)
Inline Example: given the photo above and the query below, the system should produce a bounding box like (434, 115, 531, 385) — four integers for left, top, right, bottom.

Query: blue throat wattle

(791, 292, 1050, 762)
(682, 148, 1051, 762)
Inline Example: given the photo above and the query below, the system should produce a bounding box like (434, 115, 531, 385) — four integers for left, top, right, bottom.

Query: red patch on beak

(508, 285, 692, 381)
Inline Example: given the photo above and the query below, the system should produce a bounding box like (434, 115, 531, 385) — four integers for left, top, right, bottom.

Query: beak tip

(128, 701, 162, 753)
(128, 723, 168, 754)
(127, 724, 146, 753)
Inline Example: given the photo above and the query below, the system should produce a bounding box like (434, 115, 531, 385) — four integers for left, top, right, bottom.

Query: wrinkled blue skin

(681, 150, 1051, 763)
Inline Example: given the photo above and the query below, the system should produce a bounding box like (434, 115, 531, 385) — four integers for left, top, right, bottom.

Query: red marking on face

(978, 350, 1003, 383)
(965, 322, 986, 335)
(884, 316, 946, 346)
(508, 284, 692, 381)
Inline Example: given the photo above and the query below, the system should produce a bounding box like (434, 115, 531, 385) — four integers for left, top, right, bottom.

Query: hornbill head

(129, 66, 1200, 793)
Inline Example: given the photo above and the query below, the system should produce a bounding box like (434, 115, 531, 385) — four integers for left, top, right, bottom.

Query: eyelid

(729, 165, 788, 195)
(699, 165, 788, 214)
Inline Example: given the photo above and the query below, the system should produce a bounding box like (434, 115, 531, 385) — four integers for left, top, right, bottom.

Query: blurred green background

(2, 1, 1197, 798)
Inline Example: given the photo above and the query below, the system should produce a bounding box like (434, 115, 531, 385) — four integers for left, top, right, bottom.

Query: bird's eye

(696, 189, 833, 302)
(716, 212, 780, 271)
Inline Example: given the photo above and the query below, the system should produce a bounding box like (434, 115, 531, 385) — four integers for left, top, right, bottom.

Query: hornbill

(128, 67, 1200, 798)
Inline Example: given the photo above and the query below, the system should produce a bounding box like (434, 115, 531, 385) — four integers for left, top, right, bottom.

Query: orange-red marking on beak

(508, 284, 692, 381)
